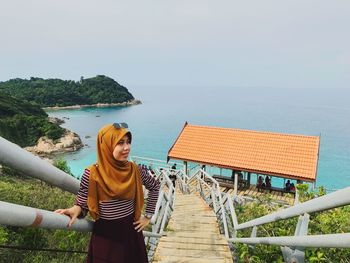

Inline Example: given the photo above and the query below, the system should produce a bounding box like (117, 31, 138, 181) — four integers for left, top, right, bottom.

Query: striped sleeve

(140, 167, 160, 215)
(74, 169, 90, 217)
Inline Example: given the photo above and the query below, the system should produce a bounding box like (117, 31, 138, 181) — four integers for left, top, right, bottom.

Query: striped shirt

(75, 166, 160, 220)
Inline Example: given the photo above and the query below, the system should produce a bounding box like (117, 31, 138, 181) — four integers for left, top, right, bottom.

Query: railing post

(248, 226, 258, 249)
(233, 171, 238, 198)
(227, 195, 238, 232)
(251, 226, 257, 238)
(294, 189, 300, 205)
(211, 189, 218, 212)
(281, 213, 309, 263)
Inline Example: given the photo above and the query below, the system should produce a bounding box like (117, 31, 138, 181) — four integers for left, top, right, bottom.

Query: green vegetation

(0, 164, 90, 263)
(0, 92, 64, 147)
(234, 186, 350, 262)
(53, 158, 73, 177)
(0, 75, 134, 107)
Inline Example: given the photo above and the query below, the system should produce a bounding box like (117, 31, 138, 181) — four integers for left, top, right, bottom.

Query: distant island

(0, 75, 139, 108)
(0, 75, 138, 153)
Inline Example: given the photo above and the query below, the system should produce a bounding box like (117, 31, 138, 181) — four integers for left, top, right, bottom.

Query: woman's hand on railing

(54, 205, 82, 227)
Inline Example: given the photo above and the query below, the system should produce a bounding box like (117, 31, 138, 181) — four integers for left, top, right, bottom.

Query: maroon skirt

(87, 214, 148, 263)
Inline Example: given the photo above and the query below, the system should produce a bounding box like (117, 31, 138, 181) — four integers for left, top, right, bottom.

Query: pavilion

(167, 122, 320, 196)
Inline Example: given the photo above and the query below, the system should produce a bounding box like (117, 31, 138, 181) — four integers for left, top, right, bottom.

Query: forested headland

(0, 75, 137, 147)
(0, 75, 135, 107)
(0, 92, 64, 147)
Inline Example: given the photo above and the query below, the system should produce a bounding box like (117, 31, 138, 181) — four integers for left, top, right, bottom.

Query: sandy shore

(43, 99, 142, 111)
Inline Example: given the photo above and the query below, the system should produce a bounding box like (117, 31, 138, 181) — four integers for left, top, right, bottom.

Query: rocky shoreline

(26, 99, 142, 158)
(25, 99, 142, 159)
(43, 99, 142, 111)
(25, 130, 84, 158)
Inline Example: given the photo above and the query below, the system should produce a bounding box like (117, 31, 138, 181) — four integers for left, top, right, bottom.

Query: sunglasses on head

(100, 122, 129, 143)
(113, 122, 128, 129)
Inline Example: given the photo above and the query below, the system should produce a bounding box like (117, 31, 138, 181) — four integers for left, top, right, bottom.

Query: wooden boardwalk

(153, 190, 233, 263)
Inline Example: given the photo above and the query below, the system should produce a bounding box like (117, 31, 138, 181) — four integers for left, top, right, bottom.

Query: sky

(0, 0, 349, 89)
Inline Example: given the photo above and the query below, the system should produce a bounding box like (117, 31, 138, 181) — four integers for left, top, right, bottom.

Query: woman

(55, 123, 160, 262)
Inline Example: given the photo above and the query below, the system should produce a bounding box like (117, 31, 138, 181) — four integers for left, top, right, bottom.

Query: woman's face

(113, 134, 131, 161)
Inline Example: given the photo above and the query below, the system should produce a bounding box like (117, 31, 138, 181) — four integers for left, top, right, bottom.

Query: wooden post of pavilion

(184, 161, 188, 175)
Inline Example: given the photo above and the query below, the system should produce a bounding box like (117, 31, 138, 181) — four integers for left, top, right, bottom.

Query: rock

(130, 99, 142, 105)
(25, 130, 83, 157)
(85, 135, 91, 138)
(48, 117, 65, 125)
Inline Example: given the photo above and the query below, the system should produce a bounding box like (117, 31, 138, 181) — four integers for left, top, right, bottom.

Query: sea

(46, 86, 350, 191)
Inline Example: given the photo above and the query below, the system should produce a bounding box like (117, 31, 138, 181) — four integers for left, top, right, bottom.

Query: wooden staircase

(153, 188, 233, 262)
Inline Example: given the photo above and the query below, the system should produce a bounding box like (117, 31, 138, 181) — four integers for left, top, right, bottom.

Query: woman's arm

(54, 169, 90, 226)
(133, 167, 161, 232)
(74, 169, 90, 215)
(140, 166, 160, 216)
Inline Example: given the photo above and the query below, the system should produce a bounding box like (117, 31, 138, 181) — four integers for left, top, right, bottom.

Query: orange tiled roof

(168, 123, 320, 182)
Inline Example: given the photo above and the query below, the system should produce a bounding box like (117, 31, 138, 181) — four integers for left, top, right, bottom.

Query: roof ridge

(187, 124, 320, 139)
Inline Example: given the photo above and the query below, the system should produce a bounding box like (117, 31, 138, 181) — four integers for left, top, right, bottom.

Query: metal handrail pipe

(161, 170, 175, 193)
(149, 191, 165, 225)
(237, 186, 350, 230)
(226, 193, 239, 229)
(189, 169, 200, 179)
(228, 233, 350, 248)
(1, 201, 164, 238)
(216, 188, 229, 238)
(201, 170, 220, 189)
(157, 170, 175, 210)
(219, 200, 229, 239)
(196, 176, 210, 188)
(0, 136, 79, 194)
(131, 156, 168, 164)
(132, 156, 182, 169)
(159, 203, 170, 235)
(0, 201, 93, 232)
(211, 189, 218, 212)
(178, 170, 190, 182)
(143, 231, 163, 238)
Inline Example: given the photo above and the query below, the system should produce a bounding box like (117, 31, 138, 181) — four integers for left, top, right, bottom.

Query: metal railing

(131, 155, 181, 171)
(191, 169, 231, 239)
(160, 168, 190, 195)
(0, 137, 174, 262)
(2, 135, 350, 263)
(188, 166, 350, 263)
(226, 185, 350, 262)
(133, 162, 176, 261)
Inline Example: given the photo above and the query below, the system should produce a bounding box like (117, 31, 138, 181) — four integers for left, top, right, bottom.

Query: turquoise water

(47, 86, 350, 190)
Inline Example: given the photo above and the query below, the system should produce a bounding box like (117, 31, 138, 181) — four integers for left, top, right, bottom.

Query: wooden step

(153, 191, 233, 262)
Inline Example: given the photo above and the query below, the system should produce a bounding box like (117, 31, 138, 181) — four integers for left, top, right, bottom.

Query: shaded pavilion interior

(167, 122, 320, 202)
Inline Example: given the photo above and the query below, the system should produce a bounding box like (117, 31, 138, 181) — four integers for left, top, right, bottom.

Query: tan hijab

(87, 124, 144, 221)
